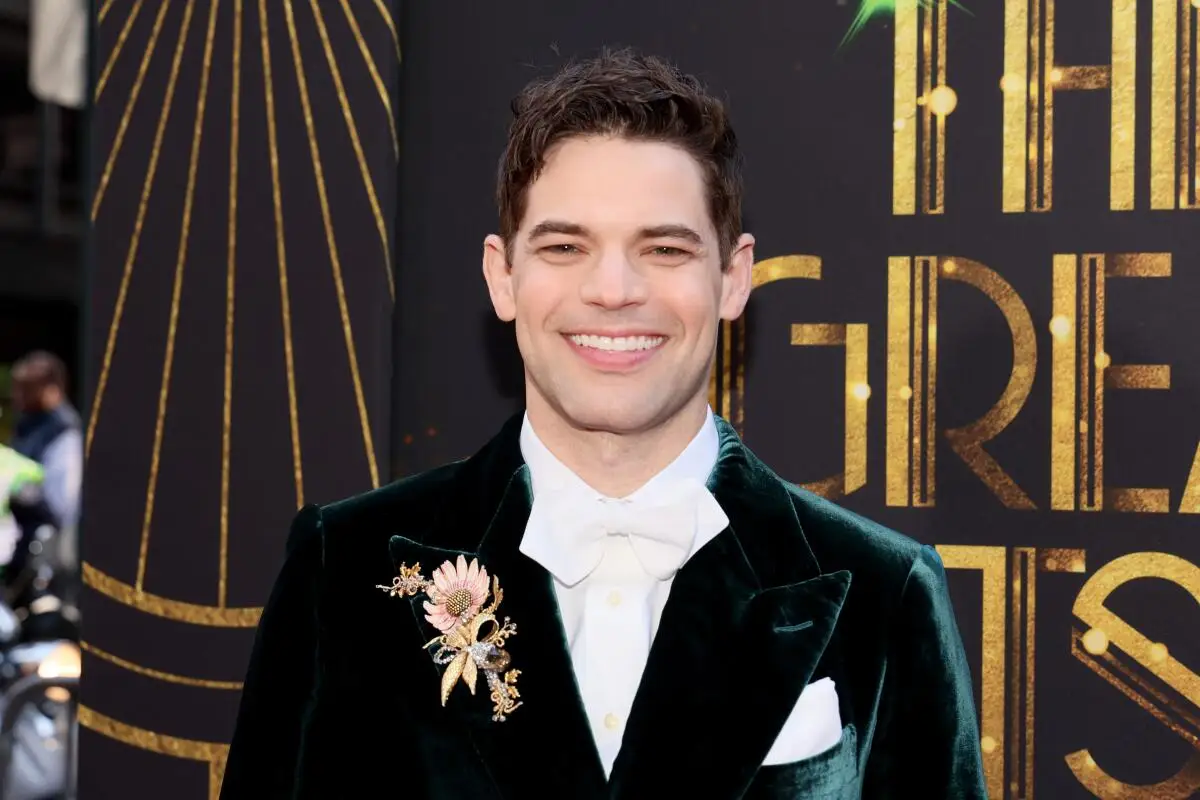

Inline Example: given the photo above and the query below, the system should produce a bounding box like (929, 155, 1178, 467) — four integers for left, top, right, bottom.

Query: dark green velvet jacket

(221, 414, 987, 799)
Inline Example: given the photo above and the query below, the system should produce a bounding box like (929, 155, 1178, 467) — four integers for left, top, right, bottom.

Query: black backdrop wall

(80, 1, 397, 797)
(82, 1, 1200, 798)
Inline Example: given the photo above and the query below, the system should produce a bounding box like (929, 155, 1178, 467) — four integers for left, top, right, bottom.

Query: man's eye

(650, 246, 689, 257)
(542, 244, 580, 255)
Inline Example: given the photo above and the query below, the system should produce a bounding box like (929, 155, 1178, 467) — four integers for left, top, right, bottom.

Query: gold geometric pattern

(81, 1, 401, 793)
(893, 0, 950, 215)
(1050, 253, 1173, 512)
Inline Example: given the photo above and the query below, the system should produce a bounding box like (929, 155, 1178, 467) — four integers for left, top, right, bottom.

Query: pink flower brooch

(378, 555, 522, 721)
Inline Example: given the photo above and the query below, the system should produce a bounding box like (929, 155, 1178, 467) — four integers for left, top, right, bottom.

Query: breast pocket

(743, 724, 859, 799)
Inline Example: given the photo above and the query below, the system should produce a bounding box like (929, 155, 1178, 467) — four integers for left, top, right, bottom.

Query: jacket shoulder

(324, 460, 463, 534)
(785, 484, 939, 593)
(304, 460, 466, 545)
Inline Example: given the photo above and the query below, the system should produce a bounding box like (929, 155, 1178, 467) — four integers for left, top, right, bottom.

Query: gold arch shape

(79, 705, 229, 800)
(81, 640, 243, 690)
(84, 562, 261, 627)
(82, 0, 402, 622)
(82, 2, 402, 791)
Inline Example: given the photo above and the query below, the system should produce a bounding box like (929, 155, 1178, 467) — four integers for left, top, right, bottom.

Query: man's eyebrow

(638, 224, 704, 245)
(527, 220, 590, 240)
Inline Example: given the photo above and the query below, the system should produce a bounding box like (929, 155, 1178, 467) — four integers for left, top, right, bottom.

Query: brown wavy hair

(496, 48, 744, 269)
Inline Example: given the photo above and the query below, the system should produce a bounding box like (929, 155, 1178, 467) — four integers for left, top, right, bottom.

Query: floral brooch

(378, 554, 522, 721)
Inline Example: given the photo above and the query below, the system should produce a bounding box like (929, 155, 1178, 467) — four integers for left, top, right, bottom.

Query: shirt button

(606, 590, 622, 607)
(604, 713, 620, 730)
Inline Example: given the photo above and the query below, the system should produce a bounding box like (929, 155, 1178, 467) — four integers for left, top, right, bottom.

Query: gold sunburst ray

(82, 2, 403, 791)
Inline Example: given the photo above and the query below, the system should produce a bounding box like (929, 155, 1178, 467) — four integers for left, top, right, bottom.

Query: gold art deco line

(339, 0, 400, 161)
(90, 0, 169, 222)
(310, 0, 395, 300)
(1022, 549, 1036, 800)
(81, 640, 243, 690)
(136, 0, 220, 593)
(1042, 0, 1054, 209)
(94, 0, 145, 103)
(259, 0, 305, 508)
(926, 259, 938, 503)
(1179, 0, 1191, 207)
(77, 705, 228, 800)
(910, 258, 925, 506)
(86, 0, 175, 459)
(283, 0, 380, 489)
(920, 1, 932, 213)
(373, 0, 402, 63)
(885, 258, 912, 506)
(936, 545, 1006, 800)
(934, 0, 947, 212)
(1194, 1, 1199, 206)
(83, 563, 261, 626)
(220, 0, 244, 609)
(892, 0, 917, 215)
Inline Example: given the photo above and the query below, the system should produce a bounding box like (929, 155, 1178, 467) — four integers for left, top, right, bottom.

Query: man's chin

(552, 404, 640, 432)
(554, 396, 681, 436)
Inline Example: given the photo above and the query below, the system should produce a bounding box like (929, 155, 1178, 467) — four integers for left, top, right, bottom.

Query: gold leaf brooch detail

(378, 555, 522, 721)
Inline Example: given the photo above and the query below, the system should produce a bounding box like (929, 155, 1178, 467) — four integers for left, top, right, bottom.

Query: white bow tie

(521, 478, 727, 586)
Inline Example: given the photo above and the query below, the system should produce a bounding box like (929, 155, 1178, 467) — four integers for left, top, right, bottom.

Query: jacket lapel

(386, 416, 608, 798)
(609, 417, 852, 799)
(382, 413, 851, 798)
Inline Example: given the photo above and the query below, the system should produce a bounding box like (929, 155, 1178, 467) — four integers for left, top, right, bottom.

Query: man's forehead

(520, 139, 714, 239)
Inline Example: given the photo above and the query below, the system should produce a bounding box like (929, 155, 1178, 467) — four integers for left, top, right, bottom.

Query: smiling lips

(564, 333, 666, 370)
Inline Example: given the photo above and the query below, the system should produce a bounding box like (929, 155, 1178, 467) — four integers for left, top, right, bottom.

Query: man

(223, 49, 986, 798)
(10, 352, 81, 532)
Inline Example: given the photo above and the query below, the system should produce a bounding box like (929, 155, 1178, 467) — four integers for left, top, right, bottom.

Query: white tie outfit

(518, 410, 729, 776)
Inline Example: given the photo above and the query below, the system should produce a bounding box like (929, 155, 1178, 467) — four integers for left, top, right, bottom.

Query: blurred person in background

(10, 352, 79, 532)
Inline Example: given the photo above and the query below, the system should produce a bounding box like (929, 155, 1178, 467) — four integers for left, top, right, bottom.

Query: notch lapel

(386, 417, 607, 799)
(609, 418, 853, 799)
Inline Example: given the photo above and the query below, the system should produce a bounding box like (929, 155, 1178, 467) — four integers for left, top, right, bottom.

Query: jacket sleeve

(221, 505, 325, 799)
(863, 544, 989, 798)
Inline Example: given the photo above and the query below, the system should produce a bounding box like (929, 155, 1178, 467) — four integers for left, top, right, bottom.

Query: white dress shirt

(518, 408, 730, 776)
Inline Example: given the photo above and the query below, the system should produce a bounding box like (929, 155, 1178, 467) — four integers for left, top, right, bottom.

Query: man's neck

(525, 398, 710, 498)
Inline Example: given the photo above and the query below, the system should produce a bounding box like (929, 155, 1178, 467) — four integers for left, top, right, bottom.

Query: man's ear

(719, 233, 755, 321)
(482, 234, 516, 322)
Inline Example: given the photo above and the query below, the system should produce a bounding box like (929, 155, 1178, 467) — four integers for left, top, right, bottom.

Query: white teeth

(569, 334, 664, 352)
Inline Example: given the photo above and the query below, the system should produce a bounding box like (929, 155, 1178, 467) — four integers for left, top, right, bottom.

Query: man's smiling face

(483, 135, 753, 435)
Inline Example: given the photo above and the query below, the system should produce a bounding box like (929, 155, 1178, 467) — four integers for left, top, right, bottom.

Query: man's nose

(579, 251, 648, 308)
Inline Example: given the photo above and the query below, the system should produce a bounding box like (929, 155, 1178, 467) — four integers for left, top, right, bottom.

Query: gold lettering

(1051, 254, 1172, 511)
(1067, 552, 1200, 797)
(1179, 441, 1200, 513)
(1150, 0, 1175, 207)
(893, 0, 952, 215)
(789, 324, 869, 499)
(888, 257, 1035, 508)
(713, 255, 822, 434)
(715, 255, 868, 498)
(1001, 0, 1028, 211)
(937, 545, 1008, 799)
(886, 258, 914, 505)
(1003, 0, 1194, 211)
(1051, 255, 1077, 509)
(893, 0, 918, 215)
(886, 257, 938, 506)
(940, 259, 1038, 508)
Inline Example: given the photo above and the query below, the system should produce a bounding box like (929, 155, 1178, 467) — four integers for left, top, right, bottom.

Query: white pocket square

(762, 676, 843, 765)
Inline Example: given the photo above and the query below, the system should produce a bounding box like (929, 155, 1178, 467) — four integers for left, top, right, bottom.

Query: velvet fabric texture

(222, 414, 987, 799)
